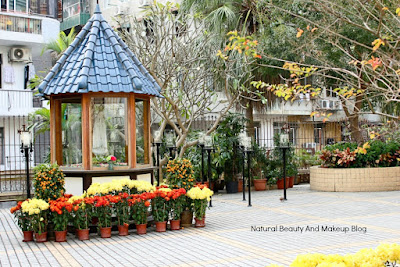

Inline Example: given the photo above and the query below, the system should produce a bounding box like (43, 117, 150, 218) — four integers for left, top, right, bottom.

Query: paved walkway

(1, 185, 400, 266)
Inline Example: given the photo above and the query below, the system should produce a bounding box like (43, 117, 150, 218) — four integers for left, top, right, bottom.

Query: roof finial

(94, 4, 101, 14)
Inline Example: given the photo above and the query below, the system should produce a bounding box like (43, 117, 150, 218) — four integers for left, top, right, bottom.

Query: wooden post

(81, 94, 92, 170)
(128, 94, 136, 168)
(50, 97, 62, 165)
(143, 99, 151, 164)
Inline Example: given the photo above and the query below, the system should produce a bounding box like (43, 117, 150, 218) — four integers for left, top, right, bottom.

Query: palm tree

(41, 27, 76, 59)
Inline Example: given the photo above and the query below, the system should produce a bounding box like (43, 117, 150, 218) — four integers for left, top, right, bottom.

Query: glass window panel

(16, 0, 26, 12)
(92, 97, 127, 167)
(0, 128, 4, 165)
(29, 0, 39, 14)
(135, 100, 145, 165)
(62, 103, 82, 168)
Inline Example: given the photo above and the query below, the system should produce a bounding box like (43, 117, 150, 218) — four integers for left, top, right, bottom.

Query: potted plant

(130, 192, 153, 235)
(21, 198, 49, 242)
(107, 155, 117, 170)
(49, 196, 73, 242)
(169, 188, 186, 230)
(115, 193, 130, 236)
(70, 196, 93, 241)
(33, 163, 65, 202)
(152, 188, 172, 232)
(93, 195, 113, 238)
(213, 113, 246, 193)
(186, 185, 213, 227)
(251, 143, 269, 191)
(166, 158, 195, 191)
(10, 200, 33, 242)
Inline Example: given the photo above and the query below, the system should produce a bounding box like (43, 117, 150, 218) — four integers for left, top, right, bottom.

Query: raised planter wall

(310, 166, 400, 192)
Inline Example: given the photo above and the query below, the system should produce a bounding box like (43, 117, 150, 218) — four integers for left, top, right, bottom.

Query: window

(62, 103, 82, 167)
(0, 54, 2, 89)
(91, 97, 127, 167)
(1, 0, 6, 10)
(136, 99, 145, 164)
(0, 128, 4, 165)
(326, 87, 337, 97)
(314, 126, 323, 144)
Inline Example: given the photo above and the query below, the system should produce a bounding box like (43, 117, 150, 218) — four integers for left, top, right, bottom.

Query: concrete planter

(310, 166, 400, 192)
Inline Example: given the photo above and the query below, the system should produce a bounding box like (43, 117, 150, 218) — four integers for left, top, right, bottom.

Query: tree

(239, 0, 400, 142)
(118, 2, 252, 164)
(41, 27, 77, 59)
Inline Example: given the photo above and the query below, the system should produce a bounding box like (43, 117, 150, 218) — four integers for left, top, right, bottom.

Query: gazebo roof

(38, 5, 161, 97)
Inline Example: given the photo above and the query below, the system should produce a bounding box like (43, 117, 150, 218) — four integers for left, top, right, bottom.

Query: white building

(0, 1, 60, 171)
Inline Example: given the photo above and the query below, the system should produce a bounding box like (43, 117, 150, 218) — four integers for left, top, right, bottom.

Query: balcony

(0, 90, 39, 116)
(0, 13, 41, 34)
(60, 0, 90, 31)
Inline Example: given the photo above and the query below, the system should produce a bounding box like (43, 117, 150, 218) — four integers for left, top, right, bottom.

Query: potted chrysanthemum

(10, 200, 33, 242)
(186, 185, 213, 227)
(49, 196, 73, 242)
(152, 187, 172, 232)
(21, 198, 50, 242)
(169, 188, 186, 230)
(129, 192, 154, 235)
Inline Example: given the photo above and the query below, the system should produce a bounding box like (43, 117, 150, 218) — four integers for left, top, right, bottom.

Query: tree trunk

(349, 115, 363, 143)
(246, 100, 255, 139)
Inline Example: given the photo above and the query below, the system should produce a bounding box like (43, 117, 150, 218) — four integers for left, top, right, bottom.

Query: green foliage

(33, 163, 65, 201)
(321, 140, 400, 168)
(213, 113, 247, 181)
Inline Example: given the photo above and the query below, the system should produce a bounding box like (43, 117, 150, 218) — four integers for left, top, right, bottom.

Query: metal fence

(0, 116, 49, 195)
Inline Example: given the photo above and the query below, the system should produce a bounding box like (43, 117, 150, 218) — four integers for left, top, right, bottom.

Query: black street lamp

(280, 124, 290, 201)
(239, 133, 246, 201)
(197, 132, 205, 183)
(242, 135, 253, 207)
(152, 130, 162, 186)
(165, 131, 177, 159)
(18, 125, 33, 199)
(204, 135, 214, 207)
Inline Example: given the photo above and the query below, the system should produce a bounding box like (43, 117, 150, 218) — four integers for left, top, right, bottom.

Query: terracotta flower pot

(253, 179, 267, 191)
(136, 224, 147, 235)
(155, 221, 167, 232)
(289, 176, 294, 188)
(22, 231, 34, 242)
(194, 217, 205, 228)
(238, 179, 243, 192)
(55, 230, 67, 242)
(99, 227, 112, 238)
(170, 219, 180, 230)
(34, 232, 47, 243)
(118, 224, 129, 236)
(76, 229, 90, 241)
(277, 178, 291, 189)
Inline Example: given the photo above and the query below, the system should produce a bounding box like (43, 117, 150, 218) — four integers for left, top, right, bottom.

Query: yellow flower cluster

(87, 179, 155, 195)
(67, 195, 84, 203)
(186, 187, 214, 201)
(21, 199, 49, 215)
(268, 243, 400, 267)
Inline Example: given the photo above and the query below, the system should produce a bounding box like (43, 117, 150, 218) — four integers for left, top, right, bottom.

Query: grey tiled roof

(38, 5, 161, 97)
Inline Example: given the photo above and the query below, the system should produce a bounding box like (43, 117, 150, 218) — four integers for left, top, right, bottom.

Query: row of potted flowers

(11, 184, 213, 243)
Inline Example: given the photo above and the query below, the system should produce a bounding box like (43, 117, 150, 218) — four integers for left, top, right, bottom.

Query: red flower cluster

(49, 197, 73, 215)
(10, 201, 23, 214)
(195, 184, 208, 190)
(171, 188, 186, 200)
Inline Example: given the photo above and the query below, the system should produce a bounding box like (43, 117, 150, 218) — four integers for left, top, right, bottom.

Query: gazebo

(38, 5, 161, 192)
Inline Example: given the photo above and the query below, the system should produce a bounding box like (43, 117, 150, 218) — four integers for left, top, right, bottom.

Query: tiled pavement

(1, 184, 400, 266)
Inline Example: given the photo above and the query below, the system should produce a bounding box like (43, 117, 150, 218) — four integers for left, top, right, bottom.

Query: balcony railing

(0, 90, 35, 113)
(0, 13, 42, 34)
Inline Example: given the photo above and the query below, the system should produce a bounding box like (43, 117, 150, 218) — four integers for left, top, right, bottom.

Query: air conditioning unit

(9, 48, 31, 62)
(304, 143, 317, 149)
(320, 99, 330, 109)
(319, 99, 341, 110)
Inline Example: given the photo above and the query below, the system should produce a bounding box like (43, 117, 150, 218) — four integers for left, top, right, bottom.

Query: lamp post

(165, 131, 176, 159)
(18, 125, 33, 199)
(280, 124, 290, 201)
(152, 130, 162, 186)
(243, 136, 252, 207)
(239, 133, 246, 201)
(197, 132, 205, 183)
(204, 135, 213, 207)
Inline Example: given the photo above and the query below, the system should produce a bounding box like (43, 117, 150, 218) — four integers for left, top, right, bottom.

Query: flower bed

(10, 178, 213, 242)
(312, 140, 400, 192)
(310, 165, 400, 192)
(268, 243, 400, 267)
